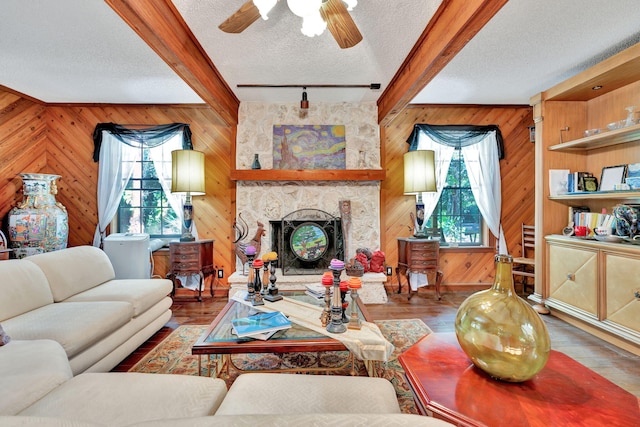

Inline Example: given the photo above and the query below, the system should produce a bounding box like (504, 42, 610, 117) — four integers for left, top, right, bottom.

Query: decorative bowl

(594, 235, 626, 243)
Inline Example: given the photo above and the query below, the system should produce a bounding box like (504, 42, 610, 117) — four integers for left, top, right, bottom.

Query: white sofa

(0, 245, 172, 374)
(0, 339, 453, 426)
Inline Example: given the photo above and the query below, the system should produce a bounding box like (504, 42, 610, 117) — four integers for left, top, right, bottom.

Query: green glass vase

(454, 254, 550, 382)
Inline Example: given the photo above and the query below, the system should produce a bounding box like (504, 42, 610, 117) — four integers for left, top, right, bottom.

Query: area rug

(129, 319, 432, 414)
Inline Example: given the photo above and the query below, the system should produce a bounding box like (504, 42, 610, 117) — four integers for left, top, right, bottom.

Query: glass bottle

(454, 254, 550, 382)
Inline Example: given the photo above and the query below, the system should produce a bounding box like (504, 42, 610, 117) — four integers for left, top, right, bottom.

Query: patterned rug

(129, 319, 432, 414)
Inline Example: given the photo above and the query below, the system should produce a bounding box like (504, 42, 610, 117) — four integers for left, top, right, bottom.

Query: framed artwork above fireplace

(273, 125, 346, 170)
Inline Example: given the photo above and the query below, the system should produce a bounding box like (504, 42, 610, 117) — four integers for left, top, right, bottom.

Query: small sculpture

(233, 213, 266, 274)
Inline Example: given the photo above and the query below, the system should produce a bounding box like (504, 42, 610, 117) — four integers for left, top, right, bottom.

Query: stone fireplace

(227, 101, 388, 303)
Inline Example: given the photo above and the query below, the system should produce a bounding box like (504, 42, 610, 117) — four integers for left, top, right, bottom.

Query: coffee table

(398, 332, 640, 426)
(192, 291, 374, 378)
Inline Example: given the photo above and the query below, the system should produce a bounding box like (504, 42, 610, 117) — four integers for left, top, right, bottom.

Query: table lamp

(171, 149, 205, 241)
(404, 149, 436, 238)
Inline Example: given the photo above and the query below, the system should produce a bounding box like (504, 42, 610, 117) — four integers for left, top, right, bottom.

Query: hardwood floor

(113, 287, 640, 398)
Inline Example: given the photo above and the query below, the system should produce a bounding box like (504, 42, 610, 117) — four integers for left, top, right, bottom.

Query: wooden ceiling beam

(105, 0, 239, 126)
(377, 0, 508, 126)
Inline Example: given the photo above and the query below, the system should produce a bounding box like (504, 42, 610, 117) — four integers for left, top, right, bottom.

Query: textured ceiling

(1, 0, 640, 107)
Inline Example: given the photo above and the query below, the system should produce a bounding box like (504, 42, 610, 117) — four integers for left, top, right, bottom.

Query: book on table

(231, 311, 292, 339)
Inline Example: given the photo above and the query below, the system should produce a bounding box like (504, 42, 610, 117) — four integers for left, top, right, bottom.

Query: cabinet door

(604, 252, 640, 333)
(548, 243, 598, 316)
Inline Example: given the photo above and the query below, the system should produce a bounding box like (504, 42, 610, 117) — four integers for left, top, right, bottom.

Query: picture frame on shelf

(599, 165, 627, 191)
(583, 176, 598, 192)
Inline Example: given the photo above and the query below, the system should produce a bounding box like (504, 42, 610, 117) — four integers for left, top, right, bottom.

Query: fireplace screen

(271, 209, 344, 275)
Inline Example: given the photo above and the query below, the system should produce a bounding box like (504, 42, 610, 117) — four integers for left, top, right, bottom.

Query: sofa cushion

(2, 301, 133, 358)
(215, 373, 401, 415)
(127, 414, 455, 426)
(27, 246, 115, 302)
(65, 279, 172, 317)
(0, 259, 54, 321)
(0, 340, 72, 415)
(20, 373, 228, 426)
(0, 416, 104, 427)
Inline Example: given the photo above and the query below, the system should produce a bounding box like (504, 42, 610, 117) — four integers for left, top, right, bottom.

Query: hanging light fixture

(287, 0, 326, 37)
(253, 0, 277, 20)
(299, 87, 309, 118)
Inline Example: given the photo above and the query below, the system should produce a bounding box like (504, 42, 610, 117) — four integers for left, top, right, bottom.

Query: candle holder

(244, 246, 256, 301)
(347, 277, 362, 330)
(340, 281, 350, 324)
(327, 260, 346, 334)
(261, 259, 270, 295)
(252, 259, 264, 306)
(320, 272, 333, 327)
(264, 257, 283, 302)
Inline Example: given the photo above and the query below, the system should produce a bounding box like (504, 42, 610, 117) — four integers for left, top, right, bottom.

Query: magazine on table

(231, 311, 292, 338)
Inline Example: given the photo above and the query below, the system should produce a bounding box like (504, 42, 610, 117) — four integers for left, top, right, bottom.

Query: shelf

(549, 191, 640, 202)
(548, 123, 640, 152)
(230, 169, 386, 182)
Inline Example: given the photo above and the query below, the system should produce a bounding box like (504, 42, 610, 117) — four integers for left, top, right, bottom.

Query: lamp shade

(171, 150, 205, 195)
(404, 149, 436, 194)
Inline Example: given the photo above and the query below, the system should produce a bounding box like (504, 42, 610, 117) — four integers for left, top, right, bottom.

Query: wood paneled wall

(2, 88, 535, 290)
(381, 105, 535, 287)
(1, 88, 235, 285)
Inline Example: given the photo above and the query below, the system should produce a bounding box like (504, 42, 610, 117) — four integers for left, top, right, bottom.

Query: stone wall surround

(234, 101, 385, 302)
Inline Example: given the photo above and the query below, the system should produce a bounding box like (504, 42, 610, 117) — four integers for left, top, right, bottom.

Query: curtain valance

(406, 124, 504, 159)
(92, 123, 192, 161)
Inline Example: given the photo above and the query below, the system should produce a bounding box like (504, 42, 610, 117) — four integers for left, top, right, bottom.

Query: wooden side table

(168, 240, 215, 302)
(396, 237, 442, 300)
(398, 332, 640, 426)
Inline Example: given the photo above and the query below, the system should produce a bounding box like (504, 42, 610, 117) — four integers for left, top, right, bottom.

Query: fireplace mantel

(230, 169, 386, 181)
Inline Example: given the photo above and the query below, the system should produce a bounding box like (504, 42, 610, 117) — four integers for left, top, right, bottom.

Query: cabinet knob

(634, 290, 640, 300)
(566, 273, 575, 281)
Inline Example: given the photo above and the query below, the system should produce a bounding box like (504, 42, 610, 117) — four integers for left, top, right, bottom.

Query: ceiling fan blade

(219, 1, 261, 33)
(320, 0, 363, 49)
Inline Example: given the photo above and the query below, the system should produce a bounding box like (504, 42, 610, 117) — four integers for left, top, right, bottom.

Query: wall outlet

(386, 266, 393, 276)
(217, 269, 224, 279)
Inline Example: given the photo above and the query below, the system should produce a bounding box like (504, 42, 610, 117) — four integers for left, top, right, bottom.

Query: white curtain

(93, 130, 197, 247)
(415, 130, 507, 254)
(461, 132, 507, 254)
(93, 132, 139, 247)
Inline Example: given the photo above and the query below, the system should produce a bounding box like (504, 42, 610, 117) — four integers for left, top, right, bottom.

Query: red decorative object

(369, 250, 385, 273)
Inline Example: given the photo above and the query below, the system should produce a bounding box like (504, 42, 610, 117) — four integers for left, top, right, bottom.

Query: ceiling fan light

(343, 0, 357, 11)
(287, 0, 322, 18)
(253, 0, 277, 20)
(300, 12, 327, 37)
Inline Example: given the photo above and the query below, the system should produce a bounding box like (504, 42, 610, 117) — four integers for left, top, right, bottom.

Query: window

(427, 148, 483, 245)
(93, 123, 193, 247)
(407, 123, 504, 252)
(117, 139, 181, 238)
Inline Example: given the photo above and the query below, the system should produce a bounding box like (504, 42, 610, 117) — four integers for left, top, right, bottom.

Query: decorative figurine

(233, 214, 265, 275)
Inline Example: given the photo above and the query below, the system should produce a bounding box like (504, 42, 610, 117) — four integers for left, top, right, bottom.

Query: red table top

(398, 332, 640, 427)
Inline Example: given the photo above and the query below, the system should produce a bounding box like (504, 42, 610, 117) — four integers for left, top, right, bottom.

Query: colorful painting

(273, 125, 346, 169)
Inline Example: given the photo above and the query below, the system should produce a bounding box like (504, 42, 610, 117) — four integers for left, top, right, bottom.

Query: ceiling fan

(219, 0, 363, 49)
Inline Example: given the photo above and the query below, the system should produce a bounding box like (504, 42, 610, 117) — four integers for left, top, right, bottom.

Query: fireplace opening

(270, 209, 344, 275)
